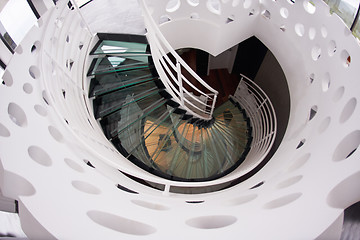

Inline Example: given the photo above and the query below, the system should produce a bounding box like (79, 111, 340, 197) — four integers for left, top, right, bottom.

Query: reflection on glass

(0, 0, 36, 45)
(324, 0, 360, 28)
(0, 22, 16, 51)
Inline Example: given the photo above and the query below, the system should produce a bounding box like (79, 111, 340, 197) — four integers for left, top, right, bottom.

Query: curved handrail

(139, 0, 218, 120)
(232, 74, 277, 165)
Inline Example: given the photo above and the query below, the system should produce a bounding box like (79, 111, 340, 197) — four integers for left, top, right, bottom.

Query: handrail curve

(139, 0, 218, 120)
(232, 74, 277, 166)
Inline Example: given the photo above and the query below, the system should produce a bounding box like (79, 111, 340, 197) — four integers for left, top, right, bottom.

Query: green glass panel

(111, 97, 167, 137)
(93, 75, 156, 97)
(93, 40, 148, 54)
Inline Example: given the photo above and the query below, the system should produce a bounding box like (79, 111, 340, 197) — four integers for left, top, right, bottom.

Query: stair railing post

(210, 94, 217, 117)
(177, 61, 185, 106)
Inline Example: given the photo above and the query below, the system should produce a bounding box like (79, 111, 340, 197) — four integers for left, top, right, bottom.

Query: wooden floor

(178, 49, 241, 107)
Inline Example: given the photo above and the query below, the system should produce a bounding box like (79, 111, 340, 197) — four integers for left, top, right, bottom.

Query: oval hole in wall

(186, 215, 237, 229)
(131, 200, 169, 211)
(263, 193, 302, 209)
(322, 73, 331, 92)
(87, 210, 156, 235)
(2, 70, 13, 86)
(339, 98, 357, 123)
(333, 130, 360, 162)
(8, 103, 27, 127)
(166, 0, 181, 12)
(28, 145, 52, 167)
(309, 105, 318, 121)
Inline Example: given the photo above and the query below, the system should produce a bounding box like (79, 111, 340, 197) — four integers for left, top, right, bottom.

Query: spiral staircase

(88, 36, 252, 181)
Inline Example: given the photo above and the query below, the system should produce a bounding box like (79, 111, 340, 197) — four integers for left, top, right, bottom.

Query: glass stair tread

(90, 36, 253, 182)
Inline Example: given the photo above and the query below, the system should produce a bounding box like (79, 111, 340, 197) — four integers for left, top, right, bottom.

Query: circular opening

(2, 70, 13, 87)
(308, 27, 316, 40)
(29, 66, 40, 79)
(159, 15, 171, 24)
(250, 181, 264, 189)
(287, 0, 295, 5)
(28, 145, 52, 167)
(248, 9, 256, 16)
(79, 42, 84, 50)
(309, 105, 318, 121)
(34, 104, 47, 117)
(186, 215, 237, 229)
(296, 139, 306, 149)
(288, 153, 310, 172)
(207, 0, 221, 15)
(295, 23, 305, 37)
(87, 210, 156, 235)
(8, 102, 27, 127)
(84, 159, 95, 168)
(333, 130, 360, 162)
(116, 184, 138, 194)
(322, 73, 331, 92)
(72, 180, 101, 195)
(318, 117, 331, 134)
(339, 98, 357, 123)
(280, 8, 289, 18)
(328, 40, 336, 56)
(261, 10, 271, 19)
(277, 175, 303, 189)
(226, 14, 235, 23)
(321, 25, 328, 38)
(23, 83, 33, 94)
(263, 193, 302, 209)
(48, 125, 64, 142)
(131, 200, 169, 211)
(309, 73, 315, 85)
(341, 50, 351, 67)
(311, 45, 321, 61)
(333, 86, 345, 102)
(42, 91, 50, 105)
(243, 0, 252, 9)
(64, 158, 84, 173)
(186, 200, 204, 204)
(0, 123, 10, 137)
(166, 0, 180, 12)
(303, 1, 316, 14)
(187, 0, 199, 7)
(31, 41, 41, 54)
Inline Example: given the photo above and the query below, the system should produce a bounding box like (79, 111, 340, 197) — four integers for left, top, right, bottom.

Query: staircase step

(91, 40, 149, 55)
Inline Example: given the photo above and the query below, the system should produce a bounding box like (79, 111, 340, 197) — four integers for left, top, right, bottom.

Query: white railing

(139, 0, 218, 120)
(232, 74, 277, 164)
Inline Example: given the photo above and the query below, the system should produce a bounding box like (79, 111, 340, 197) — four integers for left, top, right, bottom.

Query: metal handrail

(232, 74, 277, 163)
(139, 0, 218, 120)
